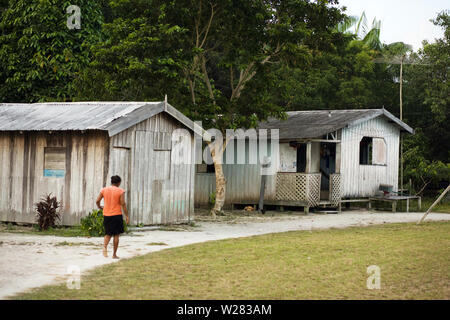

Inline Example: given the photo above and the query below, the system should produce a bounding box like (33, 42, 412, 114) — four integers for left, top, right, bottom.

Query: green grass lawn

(13, 221, 450, 300)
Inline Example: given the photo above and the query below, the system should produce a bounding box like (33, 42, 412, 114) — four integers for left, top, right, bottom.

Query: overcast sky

(336, 0, 448, 51)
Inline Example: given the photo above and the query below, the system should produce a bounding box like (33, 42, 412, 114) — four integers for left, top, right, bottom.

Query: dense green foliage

(80, 209, 128, 237)
(0, 1, 448, 194)
(76, 0, 346, 130)
(0, 0, 104, 102)
(269, 39, 397, 110)
(80, 209, 105, 236)
(401, 11, 450, 194)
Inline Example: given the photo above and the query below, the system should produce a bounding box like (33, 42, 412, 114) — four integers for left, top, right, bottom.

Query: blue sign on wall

(44, 169, 65, 178)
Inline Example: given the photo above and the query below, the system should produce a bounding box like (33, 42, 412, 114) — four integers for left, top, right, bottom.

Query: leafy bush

(404, 130, 450, 195)
(80, 209, 129, 237)
(35, 194, 61, 230)
(80, 209, 105, 236)
(209, 191, 216, 206)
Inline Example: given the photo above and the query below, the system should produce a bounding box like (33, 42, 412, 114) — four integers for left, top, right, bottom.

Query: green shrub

(209, 191, 216, 206)
(81, 209, 105, 236)
(80, 209, 129, 237)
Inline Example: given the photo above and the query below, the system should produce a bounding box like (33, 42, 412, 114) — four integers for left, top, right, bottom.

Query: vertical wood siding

(109, 113, 195, 225)
(0, 131, 109, 225)
(340, 117, 400, 197)
(0, 112, 195, 226)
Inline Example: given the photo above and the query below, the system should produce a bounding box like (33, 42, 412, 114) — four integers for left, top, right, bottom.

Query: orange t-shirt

(101, 186, 125, 216)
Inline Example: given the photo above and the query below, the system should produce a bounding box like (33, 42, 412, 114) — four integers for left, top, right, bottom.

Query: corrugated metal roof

(0, 101, 209, 139)
(0, 101, 161, 131)
(258, 109, 413, 140)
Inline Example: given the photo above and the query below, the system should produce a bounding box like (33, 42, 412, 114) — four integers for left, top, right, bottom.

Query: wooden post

(400, 136, 403, 196)
(406, 198, 409, 213)
(258, 158, 270, 214)
(418, 197, 421, 210)
(335, 142, 341, 174)
(305, 142, 312, 173)
(258, 175, 266, 214)
(418, 185, 450, 224)
(399, 55, 405, 196)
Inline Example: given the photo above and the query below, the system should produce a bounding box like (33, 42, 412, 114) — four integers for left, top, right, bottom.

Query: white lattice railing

(329, 173, 341, 206)
(275, 173, 321, 207)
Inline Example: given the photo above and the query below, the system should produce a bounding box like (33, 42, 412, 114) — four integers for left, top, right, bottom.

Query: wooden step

(315, 210, 339, 214)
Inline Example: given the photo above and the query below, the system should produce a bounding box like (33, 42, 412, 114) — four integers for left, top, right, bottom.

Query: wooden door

(133, 131, 171, 225)
(108, 147, 131, 212)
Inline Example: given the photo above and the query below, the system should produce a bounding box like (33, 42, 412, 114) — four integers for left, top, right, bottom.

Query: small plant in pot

(35, 194, 61, 230)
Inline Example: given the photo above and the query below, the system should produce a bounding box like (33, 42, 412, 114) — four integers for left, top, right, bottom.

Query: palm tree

(338, 11, 382, 50)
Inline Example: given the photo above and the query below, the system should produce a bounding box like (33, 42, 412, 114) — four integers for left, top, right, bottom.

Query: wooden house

(195, 109, 414, 211)
(0, 101, 201, 225)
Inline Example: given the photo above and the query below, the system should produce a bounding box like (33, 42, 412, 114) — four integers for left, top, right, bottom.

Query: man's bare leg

(103, 235, 111, 257)
(112, 235, 120, 259)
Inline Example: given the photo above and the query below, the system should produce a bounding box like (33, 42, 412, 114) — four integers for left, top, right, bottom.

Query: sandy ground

(0, 210, 449, 299)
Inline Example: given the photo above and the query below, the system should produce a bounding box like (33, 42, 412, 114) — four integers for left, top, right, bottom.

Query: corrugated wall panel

(340, 117, 400, 198)
(194, 138, 277, 207)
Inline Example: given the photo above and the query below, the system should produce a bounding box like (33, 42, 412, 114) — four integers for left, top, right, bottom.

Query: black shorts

(103, 214, 124, 236)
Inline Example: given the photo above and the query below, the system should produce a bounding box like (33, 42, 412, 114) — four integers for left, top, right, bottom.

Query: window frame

(359, 136, 387, 167)
(43, 147, 67, 178)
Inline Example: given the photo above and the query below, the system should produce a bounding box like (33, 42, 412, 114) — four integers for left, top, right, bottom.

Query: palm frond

(337, 15, 359, 33)
(356, 11, 368, 38)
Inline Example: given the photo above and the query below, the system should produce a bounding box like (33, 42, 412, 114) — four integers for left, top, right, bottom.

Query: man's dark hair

(111, 175, 121, 185)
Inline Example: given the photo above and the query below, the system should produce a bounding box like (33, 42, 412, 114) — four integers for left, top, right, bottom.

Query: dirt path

(1, 211, 449, 299)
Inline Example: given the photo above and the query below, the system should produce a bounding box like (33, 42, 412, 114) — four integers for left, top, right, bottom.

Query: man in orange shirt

(96, 175, 130, 259)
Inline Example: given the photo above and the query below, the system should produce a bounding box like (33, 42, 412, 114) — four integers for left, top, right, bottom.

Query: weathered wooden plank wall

(109, 113, 195, 225)
(340, 117, 400, 197)
(0, 131, 109, 225)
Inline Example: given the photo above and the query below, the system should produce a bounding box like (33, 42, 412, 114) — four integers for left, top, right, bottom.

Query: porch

(271, 172, 341, 212)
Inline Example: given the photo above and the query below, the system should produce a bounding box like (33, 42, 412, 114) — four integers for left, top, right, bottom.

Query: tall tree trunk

(211, 148, 226, 216)
(208, 139, 228, 216)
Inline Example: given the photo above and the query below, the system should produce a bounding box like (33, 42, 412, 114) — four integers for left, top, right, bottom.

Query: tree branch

(201, 54, 215, 103)
(230, 42, 283, 101)
(199, 3, 216, 49)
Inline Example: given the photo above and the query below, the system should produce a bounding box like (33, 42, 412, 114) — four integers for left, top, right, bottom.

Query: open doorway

(320, 143, 336, 200)
(296, 143, 307, 172)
